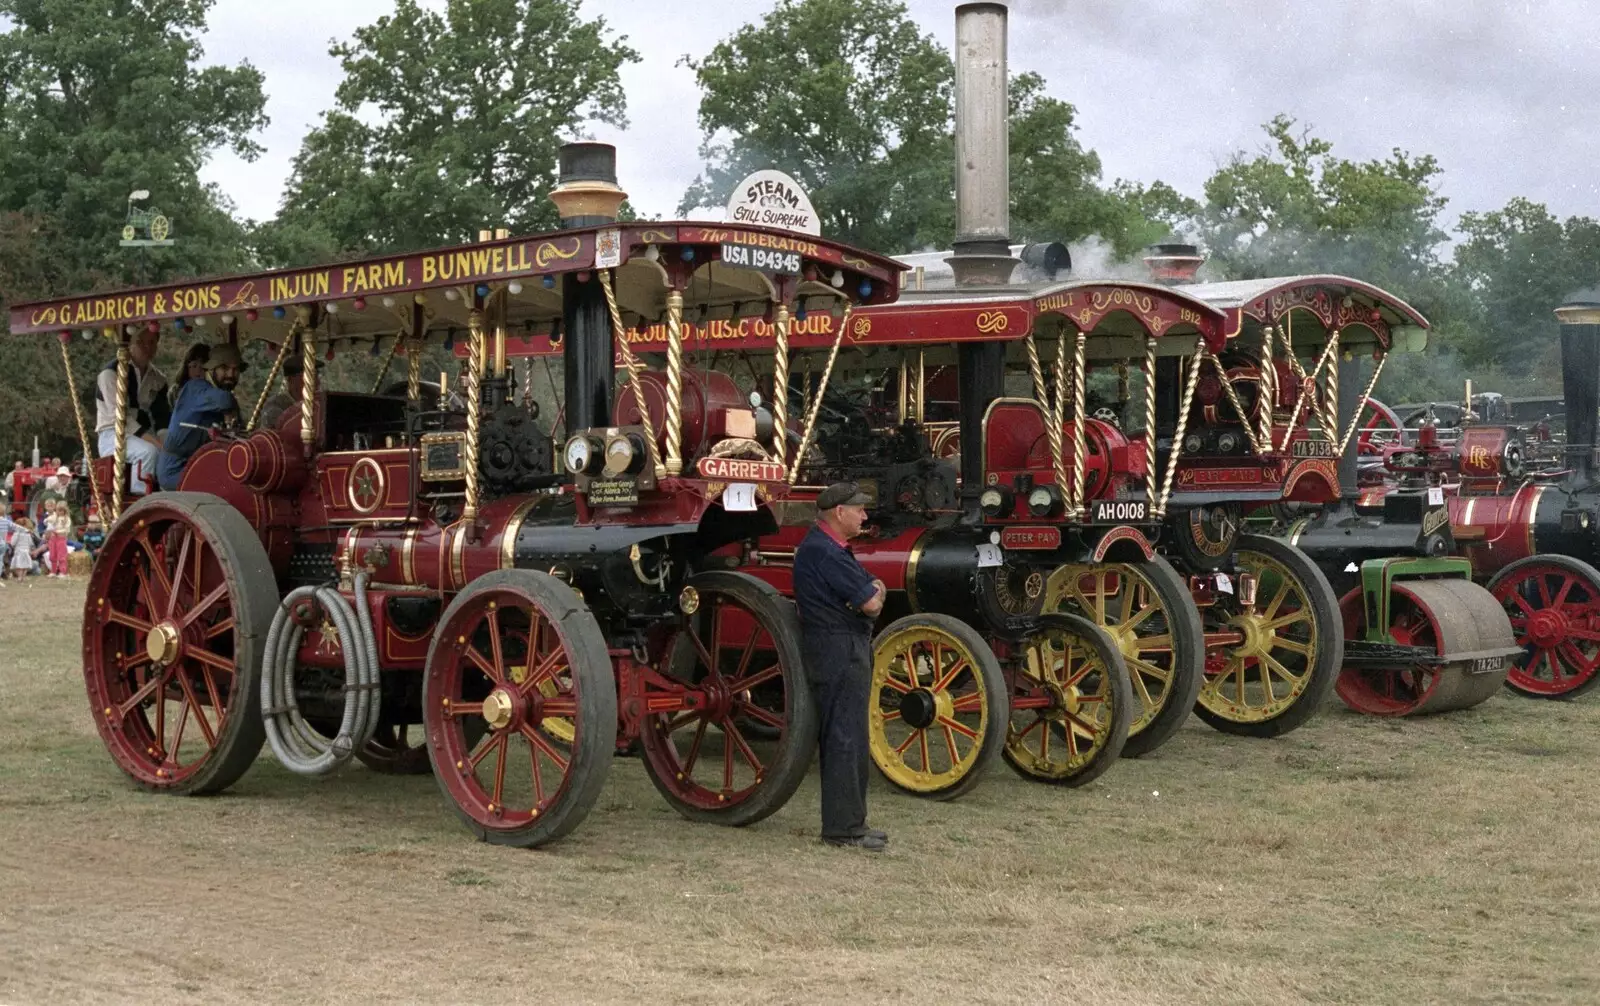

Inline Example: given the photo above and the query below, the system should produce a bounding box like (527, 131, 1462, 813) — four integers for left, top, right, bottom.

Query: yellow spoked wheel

(870, 613, 1007, 801)
(1195, 535, 1342, 737)
(1043, 556, 1204, 757)
(1002, 612, 1131, 786)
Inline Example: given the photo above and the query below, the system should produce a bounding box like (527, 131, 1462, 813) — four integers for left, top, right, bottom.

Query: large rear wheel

(640, 571, 816, 827)
(1043, 556, 1204, 757)
(83, 493, 276, 794)
(423, 570, 616, 848)
(1002, 612, 1131, 786)
(869, 613, 1006, 800)
(1194, 535, 1341, 737)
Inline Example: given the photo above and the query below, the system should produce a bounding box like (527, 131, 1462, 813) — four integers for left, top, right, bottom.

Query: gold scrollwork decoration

(975, 310, 1008, 334)
(534, 238, 583, 268)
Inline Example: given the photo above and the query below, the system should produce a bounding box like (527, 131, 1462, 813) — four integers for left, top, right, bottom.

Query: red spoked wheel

(1357, 398, 1407, 455)
(641, 571, 816, 826)
(1335, 580, 1513, 715)
(1489, 555, 1600, 699)
(83, 493, 276, 794)
(423, 570, 616, 847)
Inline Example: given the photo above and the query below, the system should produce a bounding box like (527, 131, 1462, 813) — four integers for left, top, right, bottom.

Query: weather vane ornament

(119, 190, 175, 247)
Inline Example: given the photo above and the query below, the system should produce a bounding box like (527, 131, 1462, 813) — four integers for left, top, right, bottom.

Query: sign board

(725, 170, 821, 236)
(697, 456, 785, 483)
(587, 480, 639, 506)
(999, 526, 1061, 550)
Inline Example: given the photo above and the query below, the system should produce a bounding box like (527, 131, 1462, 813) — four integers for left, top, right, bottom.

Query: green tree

(1008, 74, 1192, 256)
(1451, 197, 1600, 379)
(269, 0, 639, 264)
(681, 0, 1176, 257)
(679, 0, 953, 251)
(0, 0, 267, 464)
(1198, 115, 1450, 293)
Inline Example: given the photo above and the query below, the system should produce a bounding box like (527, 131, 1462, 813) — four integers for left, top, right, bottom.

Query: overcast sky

(197, 0, 1600, 239)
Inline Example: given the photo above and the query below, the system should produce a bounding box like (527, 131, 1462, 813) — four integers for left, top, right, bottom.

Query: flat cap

(816, 481, 871, 511)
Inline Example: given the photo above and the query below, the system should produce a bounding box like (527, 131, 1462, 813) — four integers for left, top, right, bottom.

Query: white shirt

(95, 361, 168, 436)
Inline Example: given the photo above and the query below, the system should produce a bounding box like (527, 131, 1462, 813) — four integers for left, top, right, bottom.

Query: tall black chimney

(949, 3, 1012, 507)
(551, 143, 626, 433)
(1556, 289, 1600, 481)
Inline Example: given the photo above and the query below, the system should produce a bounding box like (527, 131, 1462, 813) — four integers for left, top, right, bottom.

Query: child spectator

(0, 508, 13, 584)
(9, 517, 35, 580)
(45, 501, 71, 578)
(80, 514, 105, 559)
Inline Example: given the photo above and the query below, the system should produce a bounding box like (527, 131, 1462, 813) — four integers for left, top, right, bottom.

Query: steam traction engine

(19, 144, 903, 847)
(1349, 291, 1600, 700)
(1167, 273, 1520, 716)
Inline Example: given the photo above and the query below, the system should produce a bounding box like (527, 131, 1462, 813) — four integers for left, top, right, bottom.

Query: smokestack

(556, 143, 621, 433)
(1143, 243, 1205, 285)
(947, 3, 1017, 287)
(1555, 289, 1600, 481)
(549, 142, 627, 228)
(948, 3, 1012, 511)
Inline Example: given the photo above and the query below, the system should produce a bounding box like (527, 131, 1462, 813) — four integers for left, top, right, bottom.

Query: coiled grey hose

(261, 573, 383, 776)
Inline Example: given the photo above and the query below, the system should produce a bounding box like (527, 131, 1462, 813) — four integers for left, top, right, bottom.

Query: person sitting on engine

(157, 344, 245, 491)
(94, 327, 168, 493)
(257, 356, 325, 432)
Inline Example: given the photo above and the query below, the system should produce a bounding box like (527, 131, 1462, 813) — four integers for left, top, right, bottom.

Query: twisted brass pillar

(663, 290, 686, 476)
(247, 324, 300, 432)
(793, 305, 853, 471)
(463, 309, 485, 523)
(1069, 331, 1088, 517)
(111, 337, 130, 520)
(300, 321, 318, 459)
(770, 303, 791, 469)
(598, 270, 663, 478)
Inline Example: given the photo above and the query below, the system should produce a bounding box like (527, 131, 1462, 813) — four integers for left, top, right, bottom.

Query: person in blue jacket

(792, 481, 888, 851)
(157, 344, 244, 491)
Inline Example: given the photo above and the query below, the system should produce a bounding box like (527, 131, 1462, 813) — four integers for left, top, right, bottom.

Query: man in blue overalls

(792, 481, 888, 851)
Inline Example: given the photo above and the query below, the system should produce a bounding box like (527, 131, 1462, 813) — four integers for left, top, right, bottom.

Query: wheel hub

(1229, 613, 1271, 660)
(482, 688, 516, 731)
(145, 622, 182, 666)
(1526, 608, 1570, 648)
(900, 689, 939, 730)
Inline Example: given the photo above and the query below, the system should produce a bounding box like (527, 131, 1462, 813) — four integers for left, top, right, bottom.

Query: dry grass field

(2, 577, 1598, 1005)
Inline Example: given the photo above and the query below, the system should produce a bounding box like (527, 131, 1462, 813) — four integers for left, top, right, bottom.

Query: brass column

(111, 334, 130, 520)
(663, 289, 686, 476)
(299, 313, 318, 459)
(770, 303, 791, 468)
(463, 308, 486, 523)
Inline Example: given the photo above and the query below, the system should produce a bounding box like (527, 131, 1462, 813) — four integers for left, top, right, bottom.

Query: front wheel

(869, 613, 1007, 800)
(1002, 612, 1131, 786)
(423, 570, 616, 848)
(1044, 556, 1204, 757)
(1194, 535, 1341, 737)
(639, 571, 816, 827)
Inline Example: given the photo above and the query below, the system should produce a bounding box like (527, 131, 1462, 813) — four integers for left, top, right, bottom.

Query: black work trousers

(802, 630, 872, 839)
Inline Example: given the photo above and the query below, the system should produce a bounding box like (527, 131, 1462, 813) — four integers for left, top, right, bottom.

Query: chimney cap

(1561, 287, 1600, 310)
(557, 142, 618, 185)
